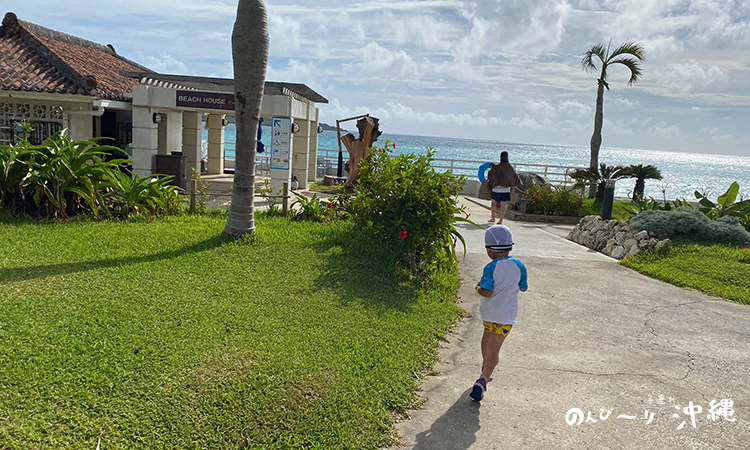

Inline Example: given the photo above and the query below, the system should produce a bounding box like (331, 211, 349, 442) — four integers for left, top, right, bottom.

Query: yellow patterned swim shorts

(483, 321, 513, 337)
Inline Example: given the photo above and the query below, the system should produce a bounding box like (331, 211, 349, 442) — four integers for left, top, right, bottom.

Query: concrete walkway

(391, 197, 749, 449)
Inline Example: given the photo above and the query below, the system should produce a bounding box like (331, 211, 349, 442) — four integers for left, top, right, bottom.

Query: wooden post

(189, 178, 197, 215)
(282, 182, 289, 217)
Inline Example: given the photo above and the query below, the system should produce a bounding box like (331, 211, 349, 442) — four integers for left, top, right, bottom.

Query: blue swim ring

(478, 162, 492, 183)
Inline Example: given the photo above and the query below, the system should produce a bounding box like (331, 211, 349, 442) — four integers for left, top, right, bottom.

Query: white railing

(220, 145, 583, 186)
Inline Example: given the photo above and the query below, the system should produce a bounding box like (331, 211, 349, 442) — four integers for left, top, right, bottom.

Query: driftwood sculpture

(340, 116, 382, 187)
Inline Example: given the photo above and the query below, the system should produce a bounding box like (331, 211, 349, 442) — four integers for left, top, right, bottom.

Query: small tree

(629, 164, 662, 201)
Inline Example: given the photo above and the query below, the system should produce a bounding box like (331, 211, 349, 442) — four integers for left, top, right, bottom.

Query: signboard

(176, 90, 235, 111)
(270, 117, 291, 170)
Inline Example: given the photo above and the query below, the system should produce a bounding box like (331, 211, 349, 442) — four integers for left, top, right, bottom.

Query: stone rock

(634, 230, 649, 241)
(610, 245, 627, 259)
(614, 232, 628, 245)
(582, 218, 598, 231)
(623, 238, 638, 249)
(655, 239, 672, 252)
(627, 244, 641, 257)
(594, 235, 609, 251)
(603, 240, 617, 255)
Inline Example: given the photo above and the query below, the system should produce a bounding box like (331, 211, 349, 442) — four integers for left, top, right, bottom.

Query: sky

(10, 0, 750, 156)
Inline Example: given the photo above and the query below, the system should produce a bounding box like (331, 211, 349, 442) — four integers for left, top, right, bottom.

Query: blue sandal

(470, 377, 486, 402)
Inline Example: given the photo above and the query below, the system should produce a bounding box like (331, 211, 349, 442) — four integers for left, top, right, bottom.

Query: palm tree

(570, 163, 633, 202)
(629, 164, 662, 201)
(224, 0, 270, 237)
(581, 41, 645, 172)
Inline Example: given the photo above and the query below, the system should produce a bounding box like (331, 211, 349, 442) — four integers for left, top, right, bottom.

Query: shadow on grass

(307, 227, 423, 314)
(0, 234, 232, 282)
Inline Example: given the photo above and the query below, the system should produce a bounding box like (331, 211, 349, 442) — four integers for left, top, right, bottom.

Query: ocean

(209, 125, 749, 201)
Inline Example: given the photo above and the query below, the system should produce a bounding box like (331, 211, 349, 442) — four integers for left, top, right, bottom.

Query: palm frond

(608, 41, 645, 62)
(610, 57, 644, 85)
(599, 163, 633, 180)
(581, 43, 607, 72)
(629, 164, 662, 180)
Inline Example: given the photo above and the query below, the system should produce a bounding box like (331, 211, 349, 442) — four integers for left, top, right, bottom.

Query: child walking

(471, 225, 527, 402)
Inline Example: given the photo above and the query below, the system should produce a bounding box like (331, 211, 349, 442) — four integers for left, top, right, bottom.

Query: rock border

(567, 215, 671, 260)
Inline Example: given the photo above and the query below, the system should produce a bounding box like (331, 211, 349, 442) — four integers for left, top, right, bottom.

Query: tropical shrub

(695, 182, 750, 231)
(350, 142, 470, 275)
(623, 197, 693, 215)
(630, 207, 750, 247)
(0, 132, 124, 218)
(101, 170, 184, 218)
(290, 191, 328, 222)
(0, 131, 186, 219)
(525, 184, 582, 216)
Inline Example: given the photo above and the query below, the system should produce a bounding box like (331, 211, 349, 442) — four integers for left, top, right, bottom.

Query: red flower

(378, 148, 383, 152)
(327, 203, 333, 209)
(393, 142, 396, 149)
(399, 230, 408, 240)
(465, 213, 471, 219)
(533, 195, 538, 199)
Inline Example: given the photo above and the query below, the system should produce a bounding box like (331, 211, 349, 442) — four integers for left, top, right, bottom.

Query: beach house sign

(176, 90, 235, 111)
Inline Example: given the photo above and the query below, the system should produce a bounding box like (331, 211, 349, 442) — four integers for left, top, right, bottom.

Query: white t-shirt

(479, 256, 528, 324)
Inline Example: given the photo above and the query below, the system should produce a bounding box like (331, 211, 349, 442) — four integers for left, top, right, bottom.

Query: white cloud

(456, 0, 572, 58)
(527, 100, 556, 117)
(558, 100, 592, 118)
(648, 121, 682, 138)
(508, 115, 545, 130)
(268, 15, 302, 53)
(266, 59, 318, 83)
(699, 126, 721, 135)
(656, 59, 728, 93)
(359, 42, 419, 78)
(608, 96, 639, 110)
(143, 53, 188, 74)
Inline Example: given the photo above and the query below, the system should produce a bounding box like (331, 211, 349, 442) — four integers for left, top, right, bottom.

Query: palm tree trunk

(224, 0, 270, 237)
(633, 178, 645, 201)
(589, 77, 606, 172)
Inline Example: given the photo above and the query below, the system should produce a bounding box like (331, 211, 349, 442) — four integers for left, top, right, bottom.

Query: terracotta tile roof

(0, 12, 152, 100)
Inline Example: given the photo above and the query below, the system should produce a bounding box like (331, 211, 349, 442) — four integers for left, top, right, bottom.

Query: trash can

(155, 152, 186, 189)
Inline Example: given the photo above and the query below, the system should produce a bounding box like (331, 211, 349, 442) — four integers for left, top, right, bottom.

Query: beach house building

(0, 12, 326, 190)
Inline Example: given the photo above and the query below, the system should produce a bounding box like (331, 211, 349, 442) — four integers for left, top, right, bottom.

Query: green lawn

(0, 213, 462, 449)
(307, 180, 346, 194)
(621, 243, 750, 304)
